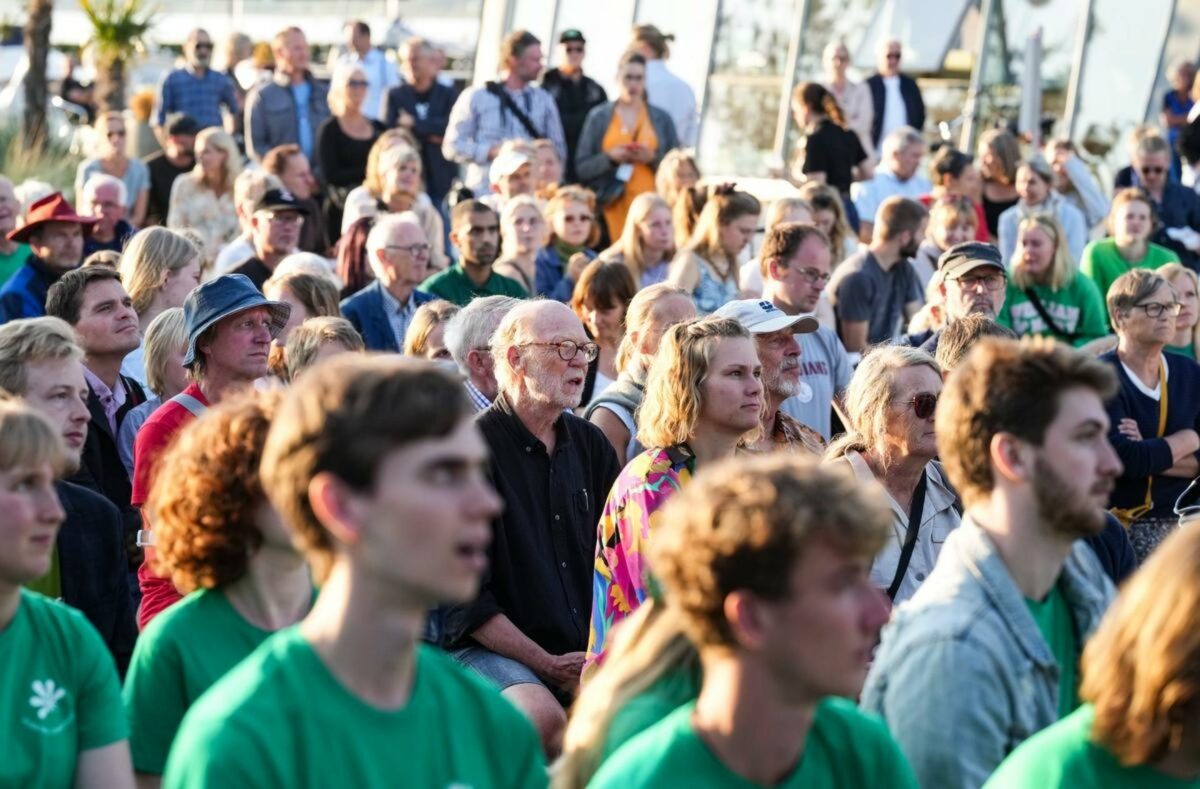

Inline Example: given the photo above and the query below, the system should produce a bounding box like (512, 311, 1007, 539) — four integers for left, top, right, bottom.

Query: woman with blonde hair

(586, 284, 696, 461)
(118, 227, 202, 385)
(75, 109, 150, 226)
(283, 316, 365, 382)
(316, 63, 384, 233)
(600, 192, 676, 288)
(262, 271, 341, 379)
(167, 128, 243, 266)
(1160, 263, 1200, 359)
(585, 316, 762, 669)
(654, 148, 699, 214)
(117, 308, 189, 475)
(799, 181, 858, 263)
(825, 345, 960, 603)
(821, 39, 873, 158)
(998, 213, 1107, 346)
(494, 195, 546, 293)
(535, 185, 601, 300)
(123, 390, 313, 783)
(987, 524, 1200, 785)
(402, 299, 459, 360)
(911, 195, 977, 287)
(669, 184, 761, 314)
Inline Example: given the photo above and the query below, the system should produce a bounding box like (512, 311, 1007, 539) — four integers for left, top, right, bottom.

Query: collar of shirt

(83, 366, 127, 434)
(493, 392, 574, 454)
(378, 284, 415, 317)
(464, 379, 492, 412)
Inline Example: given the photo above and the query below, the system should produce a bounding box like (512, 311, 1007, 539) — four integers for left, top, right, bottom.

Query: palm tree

(23, 0, 53, 151)
(79, 0, 155, 113)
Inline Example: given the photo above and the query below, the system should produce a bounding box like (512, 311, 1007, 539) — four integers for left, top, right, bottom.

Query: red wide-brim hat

(8, 192, 98, 243)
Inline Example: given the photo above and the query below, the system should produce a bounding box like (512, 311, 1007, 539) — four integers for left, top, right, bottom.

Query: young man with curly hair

(163, 355, 547, 788)
(122, 389, 312, 783)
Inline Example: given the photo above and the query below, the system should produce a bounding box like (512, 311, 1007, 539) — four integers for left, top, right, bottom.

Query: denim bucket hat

(181, 274, 291, 368)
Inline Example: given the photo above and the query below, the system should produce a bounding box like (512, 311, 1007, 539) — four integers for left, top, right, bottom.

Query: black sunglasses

(193, 43, 213, 51)
(898, 392, 938, 420)
(1140, 166, 1165, 175)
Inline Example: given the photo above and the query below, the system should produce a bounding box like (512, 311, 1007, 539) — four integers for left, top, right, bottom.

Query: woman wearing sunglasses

(825, 345, 960, 604)
(316, 64, 385, 234)
(1101, 268, 1200, 563)
(75, 110, 150, 227)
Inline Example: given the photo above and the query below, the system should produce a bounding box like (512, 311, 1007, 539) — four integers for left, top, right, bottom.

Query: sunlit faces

(252, 209, 304, 257)
(637, 206, 674, 254)
(1113, 198, 1153, 246)
(511, 43, 544, 83)
(718, 214, 759, 259)
(930, 217, 975, 251)
(0, 180, 18, 236)
(375, 221, 432, 291)
(83, 182, 125, 236)
(420, 322, 452, 362)
(515, 305, 592, 410)
(534, 147, 562, 189)
(552, 199, 593, 247)
(1135, 150, 1170, 193)
(275, 29, 310, 74)
(21, 358, 90, 472)
(769, 234, 833, 314)
(197, 137, 228, 180)
(1117, 281, 1180, 347)
(28, 222, 84, 274)
(280, 153, 316, 201)
(263, 282, 312, 347)
(384, 154, 424, 198)
(158, 256, 203, 311)
(1015, 164, 1049, 206)
(1015, 224, 1055, 282)
(1167, 273, 1199, 332)
(198, 306, 276, 381)
(893, 142, 925, 181)
(618, 60, 646, 102)
(0, 461, 65, 585)
(583, 299, 625, 346)
(73, 278, 141, 357)
(883, 364, 943, 461)
(755, 327, 803, 400)
(498, 163, 534, 199)
(99, 115, 126, 158)
(452, 210, 500, 267)
(503, 203, 546, 255)
(941, 266, 1006, 321)
(346, 417, 502, 603)
(696, 336, 763, 436)
(953, 163, 983, 201)
(636, 294, 696, 359)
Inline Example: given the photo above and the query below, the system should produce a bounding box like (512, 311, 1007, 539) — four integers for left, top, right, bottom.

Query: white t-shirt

(880, 75, 908, 141)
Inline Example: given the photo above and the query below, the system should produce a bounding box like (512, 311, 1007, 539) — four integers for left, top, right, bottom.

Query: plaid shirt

(464, 379, 492, 413)
(155, 67, 238, 129)
(443, 83, 566, 193)
(379, 286, 419, 352)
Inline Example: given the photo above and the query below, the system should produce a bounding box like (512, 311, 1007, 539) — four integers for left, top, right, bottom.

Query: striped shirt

(443, 83, 566, 193)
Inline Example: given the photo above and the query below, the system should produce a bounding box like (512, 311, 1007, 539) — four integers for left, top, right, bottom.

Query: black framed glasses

(896, 392, 938, 420)
(1131, 301, 1182, 319)
(521, 340, 599, 362)
(956, 273, 1007, 293)
(386, 243, 432, 257)
(1139, 166, 1166, 175)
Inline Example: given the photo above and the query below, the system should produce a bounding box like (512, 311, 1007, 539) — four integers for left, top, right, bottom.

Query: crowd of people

(2, 17, 1200, 789)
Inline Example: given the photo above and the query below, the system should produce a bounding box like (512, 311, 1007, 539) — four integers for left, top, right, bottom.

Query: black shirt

(144, 151, 194, 226)
(230, 257, 272, 291)
(541, 68, 607, 180)
(315, 116, 384, 189)
(444, 394, 621, 656)
(802, 119, 867, 194)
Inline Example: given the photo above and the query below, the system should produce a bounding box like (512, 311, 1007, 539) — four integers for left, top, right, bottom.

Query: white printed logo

(29, 679, 65, 719)
(21, 678, 74, 735)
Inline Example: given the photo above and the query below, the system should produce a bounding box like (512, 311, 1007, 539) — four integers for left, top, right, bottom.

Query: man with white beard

(715, 298, 826, 455)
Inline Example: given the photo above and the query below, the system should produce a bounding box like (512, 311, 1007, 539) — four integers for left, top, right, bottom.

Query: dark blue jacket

(866, 73, 926, 148)
(534, 246, 597, 303)
(381, 81, 460, 208)
(1149, 182, 1200, 270)
(82, 219, 136, 257)
(340, 281, 437, 352)
(0, 255, 56, 322)
(57, 480, 137, 676)
(1083, 513, 1137, 585)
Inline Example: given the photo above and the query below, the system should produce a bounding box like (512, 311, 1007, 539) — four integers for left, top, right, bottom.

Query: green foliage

(0, 121, 81, 196)
(78, 0, 156, 62)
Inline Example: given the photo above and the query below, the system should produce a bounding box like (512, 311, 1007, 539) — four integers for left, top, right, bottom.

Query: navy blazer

(57, 480, 137, 676)
(340, 281, 437, 352)
(866, 73, 927, 148)
(381, 81, 461, 207)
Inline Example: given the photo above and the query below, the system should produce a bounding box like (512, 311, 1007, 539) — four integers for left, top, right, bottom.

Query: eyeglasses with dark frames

(1130, 301, 1182, 319)
(386, 243, 432, 257)
(520, 340, 600, 362)
(795, 266, 831, 285)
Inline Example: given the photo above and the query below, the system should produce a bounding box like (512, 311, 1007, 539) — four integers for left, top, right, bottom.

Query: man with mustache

(861, 337, 1121, 788)
(828, 196, 927, 353)
(421, 200, 527, 306)
(905, 241, 1008, 354)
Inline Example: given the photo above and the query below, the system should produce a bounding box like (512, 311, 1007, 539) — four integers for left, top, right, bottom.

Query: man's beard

(1033, 456, 1108, 539)
(765, 365, 802, 400)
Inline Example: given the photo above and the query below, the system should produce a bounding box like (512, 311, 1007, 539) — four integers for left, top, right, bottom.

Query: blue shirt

(291, 81, 313, 160)
(155, 67, 237, 129)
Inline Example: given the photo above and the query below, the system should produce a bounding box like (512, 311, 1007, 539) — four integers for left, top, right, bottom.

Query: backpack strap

(168, 392, 208, 418)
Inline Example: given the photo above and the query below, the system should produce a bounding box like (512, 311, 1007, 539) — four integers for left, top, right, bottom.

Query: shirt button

(916, 572, 926, 581)
(525, 446, 532, 453)
(572, 607, 578, 614)
(561, 562, 567, 568)
(554, 514, 560, 521)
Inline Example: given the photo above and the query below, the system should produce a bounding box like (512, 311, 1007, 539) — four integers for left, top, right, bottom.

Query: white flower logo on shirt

(29, 679, 65, 720)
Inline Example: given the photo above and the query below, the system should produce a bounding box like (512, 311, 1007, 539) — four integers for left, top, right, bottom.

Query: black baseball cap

(164, 113, 200, 137)
(254, 188, 303, 214)
(938, 241, 1005, 281)
(560, 29, 586, 44)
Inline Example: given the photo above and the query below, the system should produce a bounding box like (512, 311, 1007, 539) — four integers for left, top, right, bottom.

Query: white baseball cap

(714, 299, 819, 334)
(489, 150, 533, 183)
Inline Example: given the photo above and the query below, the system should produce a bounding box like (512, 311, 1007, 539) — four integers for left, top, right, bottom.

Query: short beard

(1033, 457, 1107, 539)
(766, 370, 801, 400)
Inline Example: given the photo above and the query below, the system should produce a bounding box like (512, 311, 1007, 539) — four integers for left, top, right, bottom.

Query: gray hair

(272, 252, 341, 286)
(81, 173, 128, 207)
(491, 299, 558, 398)
(445, 295, 521, 372)
(881, 125, 924, 161)
(365, 212, 425, 279)
(1108, 268, 1172, 329)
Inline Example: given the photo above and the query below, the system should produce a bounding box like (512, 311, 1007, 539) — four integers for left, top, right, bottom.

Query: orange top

(601, 103, 658, 240)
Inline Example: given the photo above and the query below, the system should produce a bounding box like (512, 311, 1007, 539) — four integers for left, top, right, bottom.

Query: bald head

(492, 301, 591, 408)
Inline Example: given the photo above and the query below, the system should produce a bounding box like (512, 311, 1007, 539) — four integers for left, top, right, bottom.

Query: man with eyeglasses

(230, 189, 305, 292)
(422, 200, 528, 306)
(906, 241, 1008, 356)
(760, 222, 853, 442)
(444, 299, 621, 757)
(341, 213, 438, 352)
(866, 38, 925, 151)
(1130, 134, 1200, 269)
(154, 28, 238, 136)
(541, 30, 607, 183)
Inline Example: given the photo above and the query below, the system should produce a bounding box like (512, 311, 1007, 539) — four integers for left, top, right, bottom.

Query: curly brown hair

(148, 388, 284, 593)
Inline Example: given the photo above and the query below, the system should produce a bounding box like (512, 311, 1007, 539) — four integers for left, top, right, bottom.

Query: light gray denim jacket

(859, 516, 1114, 789)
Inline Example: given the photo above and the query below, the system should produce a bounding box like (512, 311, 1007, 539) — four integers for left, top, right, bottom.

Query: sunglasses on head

(899, 392, 938, 420)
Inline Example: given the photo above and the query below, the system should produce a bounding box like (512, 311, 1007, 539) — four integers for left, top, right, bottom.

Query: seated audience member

(668, 185, 760, 314)
(586, 316, 764, 669)
(1081, 188, 1180, 314)
(340, 213, 437, 352)
(654, 148, 700, 217)
(75, 110, 150, 227)
(123, 390, 312, 782)
(986, 524, 1200, 787)
(282, 316, 364, 382)
(1044, 137, 1109, 230)
(862, 337, 1119, 787)
(599, 193, 676, 289)
(535, 186, 601, 301)
(263, 271, 341, 378)
(0, 176, 32, 288)
(738, 197, 814, 297)
(586, 284, 696, 461)
(213, 170, 282, 276)
(229, 189, 306, 291)
(907, 241, 1007, 355)
(532, 138, 563, 198)
(998, 214, 1107, 347)
(483, 148, 536, 214)
(496, 195, 548, 294)
(443, 300, 621, 755)
(403, 300, 459, 361)
(920, 146, 987, 242)
(163, 355, 546, 786)
(932, 312, 1016, 372)
(0, 193, 96, 321)
(997, 156, 1088, 266)
(167, 128, 243, 268)
(0, 317, 136, 671)
(261, 144, 330, 256)
(911, 195, 978, 288)
(118, 308, 188, 476)
(799, 181, 859, 265)
(0, 399, 136, 788)
(80, 175, 136, 256)
(421, 201, 527, 305)
(445, 295, 523, 412)
(1160, 263, 1200, 359)
(586, 454, 916, 788)
(1129, 132, 1200, 269)
(825, 346, 960, 604)
(143, 113, 198, 228)
(828, 196, 927, 352)
(851, 126, 930, 243)
(571, 258, 637, 406)
(977, 128, 1021, 240)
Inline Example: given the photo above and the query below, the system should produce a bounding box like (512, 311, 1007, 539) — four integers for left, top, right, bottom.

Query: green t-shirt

(998, 275, 1109, 347)
(1080, 239, 1179, 317)
(420, 264, 528, 306)
(123, 588, 280, 774)
(25, 544, 61, 600)
(590, 698, 918, 789)
(602, 662, 702, 760)
(0, 242, 30, 287)
(985, 704, 1200, 788)
(163, 626, 547, 788)
(1024, 583, 1079, 720)
(1166, 342, 1196, 360)
(1, 590, 127, 789)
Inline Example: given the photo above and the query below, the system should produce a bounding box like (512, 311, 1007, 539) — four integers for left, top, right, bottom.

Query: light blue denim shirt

(860, 515, 1114, 789)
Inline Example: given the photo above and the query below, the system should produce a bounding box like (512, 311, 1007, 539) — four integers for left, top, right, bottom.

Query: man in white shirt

(330, 19, 400, 121)
(865, 39, 926, 151)
(630, 24, 697, 147)
(851, 126, 931, 242)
